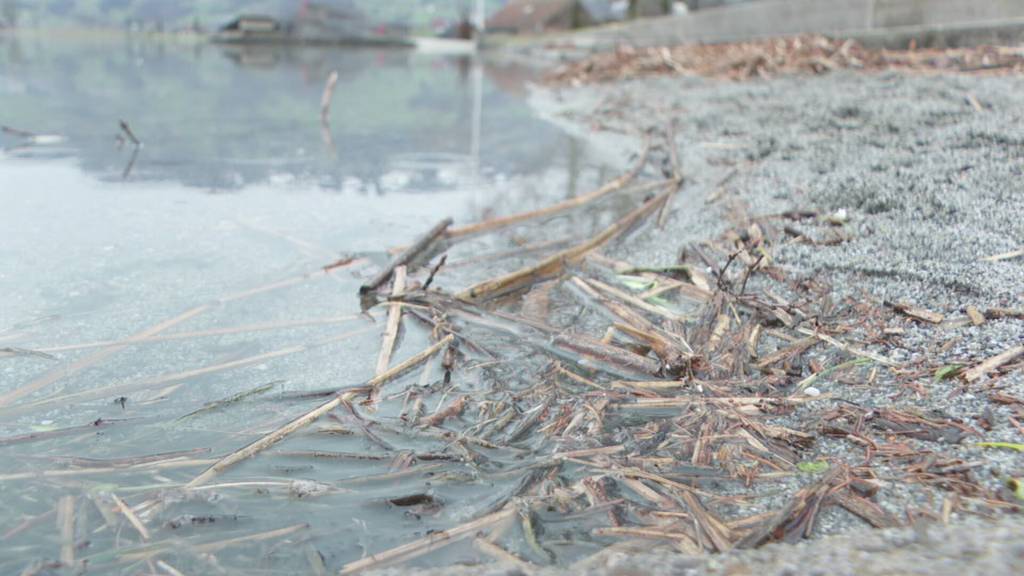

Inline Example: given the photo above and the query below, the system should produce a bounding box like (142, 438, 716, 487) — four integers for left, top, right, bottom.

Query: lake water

(0, 35, 630, 573)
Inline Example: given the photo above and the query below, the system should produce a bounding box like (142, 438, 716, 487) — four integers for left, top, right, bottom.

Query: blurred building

(215, 2, 410, 46)
(627, 0, 674, 18)
(487, 0, 601, 34)
(683, 0, 761, 9)
(220, 15, 282, 36)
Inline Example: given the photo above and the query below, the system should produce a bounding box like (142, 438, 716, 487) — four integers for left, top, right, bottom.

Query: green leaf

(645, 295, 673, 308)
(933, 364, 963, 382)
(976, 442, 1024, 452)
(797, 460, 829, 474)
(616, 275, 655, 292)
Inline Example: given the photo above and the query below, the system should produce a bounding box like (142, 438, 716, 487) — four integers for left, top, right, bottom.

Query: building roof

(220, 14, 281, 32)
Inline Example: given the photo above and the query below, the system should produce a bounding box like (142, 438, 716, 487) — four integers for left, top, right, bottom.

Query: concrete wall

(584, 0, 1024, 47)
(873, 0, 1024, 28)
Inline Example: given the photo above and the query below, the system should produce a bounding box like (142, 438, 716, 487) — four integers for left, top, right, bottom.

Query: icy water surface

(0, 36, 613, 573)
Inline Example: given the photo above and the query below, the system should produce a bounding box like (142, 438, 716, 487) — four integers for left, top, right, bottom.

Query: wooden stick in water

(3, 326, 374, 419)
(3, 509, 55, 540)
(0, 305, 208, 407)
(1, 259, 362, 410)
(360, 218, 452, 294)
(338, 506, 515, 574)
(37, 315, 361, 354)
(446, 142, 654, 239)
(321, 71, 339, 125)
(109, 492, 150, 541)
(156, 560, 186, 576)
(376, 266, 407, 375)
(57, 495, 76, 568)
(119, 120, 141, 147)
(474, 537, 537, 574)
(184, 335, 453, 488)
(114, 523, 309, 563)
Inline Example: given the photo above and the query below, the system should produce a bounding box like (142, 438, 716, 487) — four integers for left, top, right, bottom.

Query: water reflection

(0, 35, 622, 574)
(0, 36, 573, 192)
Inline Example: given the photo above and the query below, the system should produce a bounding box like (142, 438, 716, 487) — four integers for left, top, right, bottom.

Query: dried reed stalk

(447, 142, 654, 239)
(56, 495, 76, 567)
(376, 265, 407, 375)
(0, 305, 208, 407)
(459, 185, 675, 302)
(185, 335, 453, 488)
(338, 506, 515, 574)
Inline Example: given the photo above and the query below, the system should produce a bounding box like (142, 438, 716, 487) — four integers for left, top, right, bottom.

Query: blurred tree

(1, 0, 17, 27)
(628, 0, 673, 19)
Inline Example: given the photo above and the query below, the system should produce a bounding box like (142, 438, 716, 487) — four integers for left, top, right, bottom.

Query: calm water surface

(0, 35, 619, 573)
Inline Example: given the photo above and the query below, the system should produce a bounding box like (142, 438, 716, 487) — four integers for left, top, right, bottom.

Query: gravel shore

(510, 67, 1024, 574)
(363, 63, 1024, 576)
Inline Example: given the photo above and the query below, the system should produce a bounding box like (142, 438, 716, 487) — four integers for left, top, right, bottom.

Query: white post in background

(470, 57, 483, 207)
(471, 0, 486, 211)
(475, 0, 486, 33)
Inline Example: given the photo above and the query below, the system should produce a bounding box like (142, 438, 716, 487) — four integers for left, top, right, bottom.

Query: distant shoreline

(0, 26, 206, 44)
(0, 27, 419, 50)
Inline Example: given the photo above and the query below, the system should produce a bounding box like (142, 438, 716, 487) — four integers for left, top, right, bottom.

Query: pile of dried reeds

(548, 35, 1024, 84)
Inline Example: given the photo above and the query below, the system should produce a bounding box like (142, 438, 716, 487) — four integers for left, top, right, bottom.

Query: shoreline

(2, 27, 1022, 574)
(369, 40, 1024, 576)
(504, 53, 1024, 573)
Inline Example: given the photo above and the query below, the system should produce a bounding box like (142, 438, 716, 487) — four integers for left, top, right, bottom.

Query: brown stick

(119, 120, 141, 147)
(679, 491, 732, 552)
(794, 327, 897, 367)
(981, 247, 1024, 262)
(473, 537, 537, 574)
(459, 186, 675, 302)
(57, 495, 76, 567)
(419, 395, 467, 428)
(116, 523, 309, 563)
(320, 71, 339, 124)
(0, 305, 209, 408)
(338, 506, 515, 574)
(36, 315, 361, 354)
(360, 218, 452, 294)
(2, 327, 374, 419)
(0, 418, 127, 447)
(832, 491, 900, 528)
(611, 396, 816, 411)
(109, 492, 150, 541)
(376, 266, 407, 375)
(447, 143, 654, 239)
(0, 458, 214, 482)
(964, 345, 1024, 382)
(583, 276, 688, 324)
(553, 334, 662, 376)
(197, 523, 307, 553)
(185, 335, 453, 488)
